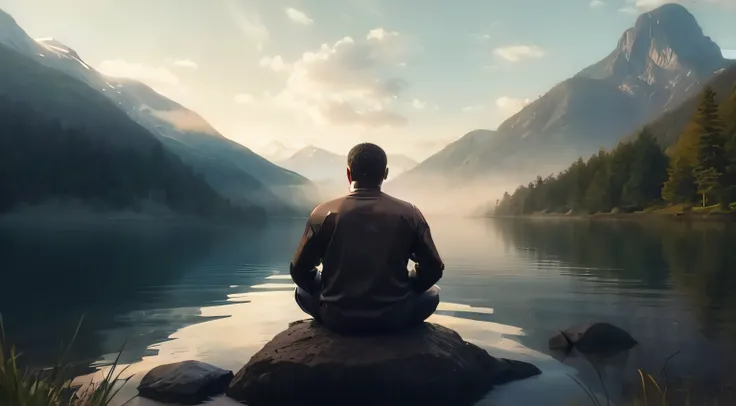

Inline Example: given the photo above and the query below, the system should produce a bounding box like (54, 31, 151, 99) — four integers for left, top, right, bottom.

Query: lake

(1, 217, 735, 405)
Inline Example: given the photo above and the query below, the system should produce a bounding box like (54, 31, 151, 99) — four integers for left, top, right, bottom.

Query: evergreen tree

(623, 128, 669, 207)
(662, 156, 697, 204)
(691, 87, 727, 206)
(693, 166, 720, 207)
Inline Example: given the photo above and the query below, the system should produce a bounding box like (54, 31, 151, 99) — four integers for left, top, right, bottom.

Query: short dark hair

(347, 143, 387, 185)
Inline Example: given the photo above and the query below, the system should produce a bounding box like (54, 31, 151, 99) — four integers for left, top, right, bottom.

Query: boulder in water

(227, 320, 541, 406)
(137, 360, 234, 405)
(549, 322, 637, 354)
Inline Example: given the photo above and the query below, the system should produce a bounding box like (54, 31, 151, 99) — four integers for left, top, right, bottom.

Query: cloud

(589, 0, 606, 7)
(493, 45, 545, 62)
(234, 93, 255, 104)
(225, 0, 269, 51)
(496, 96, 531, 119)
(462, 105, 485, 113)
(723, 49, 736, 59)
(366, 28, 398, 41)
(98, 59, 180, 85)
(259, 55, 290, 72)
(618, 6, 639, 13)
(171, 59, 198, 69)
(412, 98, 426, 110)
(285, 7, 313, 25)
(270, 28, 410, 128)
(319, 101, 407, 127)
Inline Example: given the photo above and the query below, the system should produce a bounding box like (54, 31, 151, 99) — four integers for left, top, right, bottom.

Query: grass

(569, 351, 733, 406)
(0, 314, 132, 406)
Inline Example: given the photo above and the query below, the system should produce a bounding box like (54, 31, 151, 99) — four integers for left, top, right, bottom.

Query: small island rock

(227, 320, 541, 406)
(549, 322, 637, 354)
(137, 360, 234, 405)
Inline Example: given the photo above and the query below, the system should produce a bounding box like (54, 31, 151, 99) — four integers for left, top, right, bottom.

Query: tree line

(494, 84, 736, 216)
(0, 97, 264, 221)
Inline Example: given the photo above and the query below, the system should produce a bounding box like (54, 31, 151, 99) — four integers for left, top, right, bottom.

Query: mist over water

(1, 217, 735, 405)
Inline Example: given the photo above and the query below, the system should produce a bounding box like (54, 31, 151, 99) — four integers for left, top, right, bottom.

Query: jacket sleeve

(289, 213, 322, 293)
(410, 206, 445, 292)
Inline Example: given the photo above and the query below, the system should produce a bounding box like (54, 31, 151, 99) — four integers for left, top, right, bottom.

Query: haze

(1, 0, 732, 163)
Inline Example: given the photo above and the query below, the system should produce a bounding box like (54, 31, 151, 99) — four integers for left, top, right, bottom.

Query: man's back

(290, 188, 444, 321)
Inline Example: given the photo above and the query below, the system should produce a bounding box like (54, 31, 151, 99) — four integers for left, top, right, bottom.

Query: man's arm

(410, 206, 444, 292)
(290, 213, 322, 294)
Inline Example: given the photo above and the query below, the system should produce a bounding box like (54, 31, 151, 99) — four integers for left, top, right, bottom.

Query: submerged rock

(549, 322, 637, 354)
(227, 320, 541, 406)
(137, 360, 234, 405)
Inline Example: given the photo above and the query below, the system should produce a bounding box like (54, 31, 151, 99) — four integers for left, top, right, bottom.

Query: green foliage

(0, 316, 130, 406)
(494, 84, 736, 216)
(662, 157, 697, 204)
(0, 96, 262, 221)
(495, 128, 669, 215)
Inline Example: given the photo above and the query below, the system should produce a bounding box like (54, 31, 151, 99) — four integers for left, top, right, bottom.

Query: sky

(1, 0, 735, 161)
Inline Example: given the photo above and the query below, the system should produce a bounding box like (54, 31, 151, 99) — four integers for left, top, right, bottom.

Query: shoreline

(486, 211, 736, 222)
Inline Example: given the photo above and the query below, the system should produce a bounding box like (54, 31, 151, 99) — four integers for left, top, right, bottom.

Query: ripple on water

(78, 276, 604, 406)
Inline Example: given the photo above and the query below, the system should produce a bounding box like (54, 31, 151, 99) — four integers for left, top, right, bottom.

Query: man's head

(346, 143, 389, 187)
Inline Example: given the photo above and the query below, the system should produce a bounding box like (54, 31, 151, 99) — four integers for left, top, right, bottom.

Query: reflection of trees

(660, 221, 736, 343)
(0, 221, 284, 368)
(492, 218, 736, 342)
(490, 218, 736, 402)
(491, 218, 671, 288)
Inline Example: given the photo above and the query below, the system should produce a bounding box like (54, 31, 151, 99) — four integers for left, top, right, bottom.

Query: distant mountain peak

(290, 145, 340, 161)
(579, 3, 725, 83)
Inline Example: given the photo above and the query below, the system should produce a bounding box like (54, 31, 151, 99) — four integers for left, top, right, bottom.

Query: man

(289, 143, 445, 333)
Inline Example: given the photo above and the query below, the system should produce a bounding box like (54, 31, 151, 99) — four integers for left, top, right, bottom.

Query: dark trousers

(294, 273, 441, 333)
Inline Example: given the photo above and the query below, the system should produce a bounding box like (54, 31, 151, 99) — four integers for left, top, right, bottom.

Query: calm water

(1, 217, 735, 405)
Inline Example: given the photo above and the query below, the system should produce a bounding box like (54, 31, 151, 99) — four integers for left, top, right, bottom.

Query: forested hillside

(0, 43, 263, 220)
(494, 84, 736, 216)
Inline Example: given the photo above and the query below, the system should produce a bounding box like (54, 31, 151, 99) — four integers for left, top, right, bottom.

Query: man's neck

(349, 181, 382, 192)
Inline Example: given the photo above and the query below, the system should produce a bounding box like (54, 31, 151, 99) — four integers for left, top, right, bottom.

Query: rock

(227, 320, 541, 406)
(137, 360, 234, 405)
(549, 322, 637, 354)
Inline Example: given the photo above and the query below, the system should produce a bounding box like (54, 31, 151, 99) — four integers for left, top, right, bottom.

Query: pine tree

(662, 156, 697, 204)
(693, 87, 727, 204)
(623, 127, 669, 207)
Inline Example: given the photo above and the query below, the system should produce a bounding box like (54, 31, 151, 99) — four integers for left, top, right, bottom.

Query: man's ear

(347, 167, 353, 183)
(384, 167, 389, 180)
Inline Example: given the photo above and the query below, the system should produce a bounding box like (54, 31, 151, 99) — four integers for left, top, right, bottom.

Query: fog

(299, 170, 520, 218)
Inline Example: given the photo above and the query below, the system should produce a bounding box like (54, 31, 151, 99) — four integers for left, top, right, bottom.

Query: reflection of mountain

(0, 9, 316, 215)
(392, 4, 730, 197)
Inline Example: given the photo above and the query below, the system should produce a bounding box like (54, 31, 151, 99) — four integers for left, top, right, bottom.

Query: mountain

(494, 70, 736, 217)
(278, 146, 418, 182)
(0, 42, 259, 220)
(0, 9, 316, 215)
(259, 140, 300, 163)
(636, 64, 736, 149)
(390, 4, 730, 206)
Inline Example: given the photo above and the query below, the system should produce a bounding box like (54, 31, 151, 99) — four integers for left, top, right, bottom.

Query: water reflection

(89, 286, 594, 406)
(2, 217, 736, 405)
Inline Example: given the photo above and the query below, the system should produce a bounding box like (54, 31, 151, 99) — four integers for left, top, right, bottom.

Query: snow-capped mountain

(0, 8, 316, 214)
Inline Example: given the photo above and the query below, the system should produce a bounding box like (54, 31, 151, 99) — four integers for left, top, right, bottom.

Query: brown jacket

(290, 184, 444, 319)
